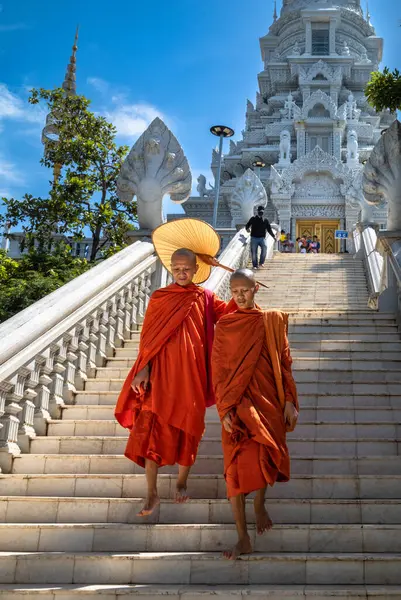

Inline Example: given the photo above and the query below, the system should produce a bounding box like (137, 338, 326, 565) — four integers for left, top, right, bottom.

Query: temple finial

(62, 25, 79, 95)
(273, 0, 278, 22)
(366, 1, 371, 25)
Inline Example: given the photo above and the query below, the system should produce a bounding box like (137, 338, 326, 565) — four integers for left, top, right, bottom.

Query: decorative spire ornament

(366, 1, 371, 26)
(42, 26, 80, 184)
(62, 26, 79, 95)
(273, 0, 278, 22)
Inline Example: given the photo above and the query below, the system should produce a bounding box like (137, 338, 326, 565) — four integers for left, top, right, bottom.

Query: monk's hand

(222, 410, 234, 433)
(132, 365, 150, 394)
(284, 401, 298, 432)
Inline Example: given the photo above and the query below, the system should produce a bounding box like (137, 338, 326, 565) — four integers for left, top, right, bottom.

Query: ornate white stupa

(180, 0, 393, 252)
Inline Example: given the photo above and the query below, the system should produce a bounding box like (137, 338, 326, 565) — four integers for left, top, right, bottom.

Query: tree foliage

(0, 88, 136, 262)
(365, 67, 401, 113)
(0, 245, 90, 323)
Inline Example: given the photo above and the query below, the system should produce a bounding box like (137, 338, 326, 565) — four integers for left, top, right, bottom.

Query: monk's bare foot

(136, 494, 160, 517)
(223, 535, 252, 560)
(175, 484, 189, 504)
(255, 507, 273, 535)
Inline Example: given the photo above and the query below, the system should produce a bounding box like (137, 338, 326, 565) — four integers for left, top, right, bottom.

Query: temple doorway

(296, 219, 341, 253)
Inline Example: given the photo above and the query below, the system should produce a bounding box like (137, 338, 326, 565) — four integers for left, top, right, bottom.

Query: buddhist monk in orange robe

(212, 268, 299, 559)
(115, 248, 233, 516)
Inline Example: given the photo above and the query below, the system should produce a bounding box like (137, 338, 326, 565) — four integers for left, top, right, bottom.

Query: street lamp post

(210, 125, 235, 228)
(252, 159, 266, 179)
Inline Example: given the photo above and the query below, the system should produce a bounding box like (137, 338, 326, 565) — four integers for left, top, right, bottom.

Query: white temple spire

(366, 1, 372, 26)
(62, 26, 79, 96)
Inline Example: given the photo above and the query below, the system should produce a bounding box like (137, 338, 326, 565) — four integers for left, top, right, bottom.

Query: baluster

(49, 343, 66, 419)
(6, 366, 37, 454)
(115, 291, 126, 347)
(33, 353, 52, 436)
(75, 322, 90, 391)
(64, 331, 79, 403)
(0, 381, 20, 472)
(87, 313, 100, 378)
(131, 280, 141, 332)
(123, 284, 134, 339)
(97, 306, 109, 365)
(137, 274, 147, 324)
(106, 298, 117, 357)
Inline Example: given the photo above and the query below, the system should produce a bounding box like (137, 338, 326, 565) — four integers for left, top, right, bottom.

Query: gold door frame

(296, 220, 341, 253)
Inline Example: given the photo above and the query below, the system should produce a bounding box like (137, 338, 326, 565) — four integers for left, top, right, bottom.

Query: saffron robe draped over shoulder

(212, 308, 298, 498)
(115, 283, 230, 468)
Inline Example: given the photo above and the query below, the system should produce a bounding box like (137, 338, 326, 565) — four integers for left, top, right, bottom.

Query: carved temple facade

(179, 0, 392, 252)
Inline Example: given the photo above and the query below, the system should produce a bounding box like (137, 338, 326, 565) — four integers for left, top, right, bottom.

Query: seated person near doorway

(246, 206, 276, 269)
(313, 236, 321, 253)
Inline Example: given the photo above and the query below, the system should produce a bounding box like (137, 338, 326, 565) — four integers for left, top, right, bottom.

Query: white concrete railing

(0, 241, 158, 471)
(353, 224, 384, 307)
(375, 231, 401, 326)
(205, 228, 276, 299)
(205, 228, 255, 300)
(354, 224, 401, 323)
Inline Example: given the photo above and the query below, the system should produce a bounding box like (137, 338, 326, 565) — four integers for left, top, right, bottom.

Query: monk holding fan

(212, 268, 299, 559)
(115, 219, 235, 516)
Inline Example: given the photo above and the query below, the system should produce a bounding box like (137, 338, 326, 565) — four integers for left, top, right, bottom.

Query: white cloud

(87, 77, 110, 95)
(105, 103, 163, 138)
(0, 156, 24, 185)
(87, 76, 165, 140)
(0, 83, 46, 129)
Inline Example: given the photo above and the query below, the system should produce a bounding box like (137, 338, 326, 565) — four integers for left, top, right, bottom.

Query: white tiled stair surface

(1, 254, 401, 599)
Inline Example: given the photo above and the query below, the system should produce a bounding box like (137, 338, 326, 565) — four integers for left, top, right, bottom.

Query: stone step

(1, 584, 400, 600)
(85, 370, 401, 394)
(121, 329, 401, 348)
(1, 551, 400, 585)
(2, 473, 400, 500)
(94, 361, 401, 381)
(10, 454, 401, 476)
(2, 523, 401, 554)
(47, 419, 401, 440)
(62, 402, 401, 422)
(29, 436, 401, 457)
(73, 384, 401, 405)
(1, 496, 401, 525)
(113, 342, 401, 359)
(104, 351, 401, 368)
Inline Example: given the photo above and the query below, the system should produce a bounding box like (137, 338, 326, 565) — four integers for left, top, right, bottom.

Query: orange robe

(115, 283, 231, 468)
(212, 309, 299, 498)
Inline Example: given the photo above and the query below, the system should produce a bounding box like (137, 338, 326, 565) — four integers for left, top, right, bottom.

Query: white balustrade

(0, 241, 157, 472)
(204, 228, 273, 300)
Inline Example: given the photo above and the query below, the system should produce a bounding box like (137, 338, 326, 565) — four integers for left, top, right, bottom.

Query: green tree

(365, 67, 401, 113)
(0, 245, 90, 323)
(0, 87, 136, 262)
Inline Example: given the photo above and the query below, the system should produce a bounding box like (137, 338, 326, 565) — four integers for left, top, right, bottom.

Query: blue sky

(0, 0, 399, 219)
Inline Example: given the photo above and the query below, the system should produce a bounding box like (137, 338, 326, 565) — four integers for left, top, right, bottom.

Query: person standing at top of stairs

(115, 248, 233, 518)
(246, 206, 277, 269)
(212, 268, 299, 560)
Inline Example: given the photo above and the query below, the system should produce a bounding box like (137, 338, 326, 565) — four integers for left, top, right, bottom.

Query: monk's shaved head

(171, 248, 197, 266)
(171, 248, 199, 286)
(230, 268, 257, 286)
(230, 268, 259, 309)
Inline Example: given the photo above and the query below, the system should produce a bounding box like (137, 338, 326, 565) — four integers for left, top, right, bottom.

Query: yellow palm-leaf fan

(152, 218, 220, 284)
(152, 218, 268, 287)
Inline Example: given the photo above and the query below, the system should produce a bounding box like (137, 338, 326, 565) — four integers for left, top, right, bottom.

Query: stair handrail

(353, 223, 384, 307)
(204, 228, 273, 299)
(0, 241, 158, 470)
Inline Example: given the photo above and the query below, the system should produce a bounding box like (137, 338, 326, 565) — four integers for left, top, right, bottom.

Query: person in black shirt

(246, 206, 277, 269)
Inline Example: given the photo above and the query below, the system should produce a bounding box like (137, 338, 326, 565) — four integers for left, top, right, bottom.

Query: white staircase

(1, 253, 401, 598)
